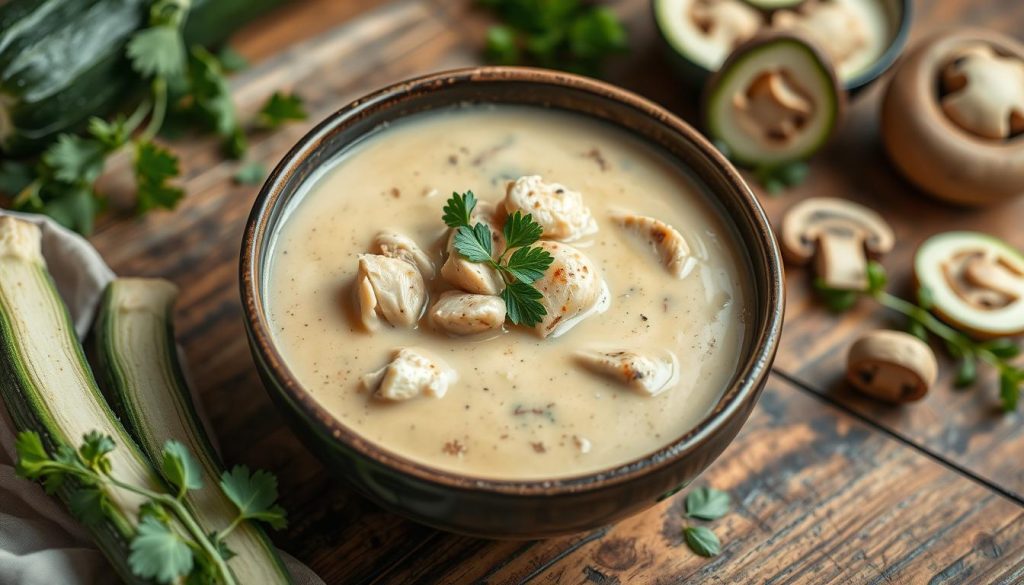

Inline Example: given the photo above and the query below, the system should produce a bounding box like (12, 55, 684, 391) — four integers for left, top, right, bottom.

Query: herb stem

(124, 99, 154, 136)
(139, 79, 168, 143)
(218, 516, 243, 540)
(874, 291, 964, 346)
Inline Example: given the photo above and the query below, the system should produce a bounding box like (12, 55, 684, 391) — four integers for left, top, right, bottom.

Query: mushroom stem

(815, 233, 868, 291)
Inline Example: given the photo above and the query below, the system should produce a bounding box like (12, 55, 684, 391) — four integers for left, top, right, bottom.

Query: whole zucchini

(0, 0, 281, 155)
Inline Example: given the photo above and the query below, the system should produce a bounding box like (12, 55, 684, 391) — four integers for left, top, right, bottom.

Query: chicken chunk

(503, 175, 597, 242)
(532, 241, 610, 338)
(361, 348, 457, 401)
(430, 291, 506, 336)
(612, 211, 695, 278)
(441, 229, 505, 295)
(575, 349, 678, 397)
(356, 254, 427, 331)
(373, 231, 434, 277)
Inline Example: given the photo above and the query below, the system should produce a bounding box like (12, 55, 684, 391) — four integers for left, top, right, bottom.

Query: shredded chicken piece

(503, 175, 597, 242)
(361, 348, 457, 401)
(430, 291, 506, 335)
(575, 349, 678, 396)
(531, 241, 609, 338)
(373, 231, 434, 277)
(356, 254, 427, 331)
(612, 211, 696, 278)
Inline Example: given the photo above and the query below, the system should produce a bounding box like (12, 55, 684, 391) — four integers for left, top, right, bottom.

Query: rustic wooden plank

(360, 375, 1024, 585)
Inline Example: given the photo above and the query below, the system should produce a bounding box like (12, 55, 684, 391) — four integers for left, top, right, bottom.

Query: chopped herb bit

(258, 92, 308, 129)
(233, 162, 266, 185)
(685, 486, 730, 521)
(683, 526, 722, 557)
(217, 46, 249, 72)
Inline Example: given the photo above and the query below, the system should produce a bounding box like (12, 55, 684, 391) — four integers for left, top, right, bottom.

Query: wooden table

(85, 0, 1024, 582)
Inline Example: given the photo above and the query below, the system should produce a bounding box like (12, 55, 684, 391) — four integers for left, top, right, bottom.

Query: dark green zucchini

(0, 0, 281, 155)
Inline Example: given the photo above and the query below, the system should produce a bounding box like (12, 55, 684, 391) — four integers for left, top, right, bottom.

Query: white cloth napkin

(0, 211, 323, 585)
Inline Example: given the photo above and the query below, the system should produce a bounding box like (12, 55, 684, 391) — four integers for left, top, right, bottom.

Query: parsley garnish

(258, 92, 308, 129)
(681, 485, 730, 558)
(480, 0, 628, 75)
(233, 162, 266, 185)
(814, 261, 1024, 412)
(15, 430, 287, 585)
(443, 191, 554, 327)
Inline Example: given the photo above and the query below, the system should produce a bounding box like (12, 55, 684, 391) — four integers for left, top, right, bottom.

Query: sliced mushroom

(846, 330, 937, 403)
(429, 291, 506, 336)
(781, 197, 895, 291)
(361, 348, 457, 401)
(356, 254, 427, 331)
(575, 349, 679, 397)
(531, 241, 610, 338)
(689, 0, 762, 55)
(772, 1, 869, 70)
(503, 175, 597, 242)
(611, 211, 696, 278)
(940, 43, 1024, 140)
(734, 69, 814, 145)
(440, 228, 505, 296)
(372, 231, 435, 277)
(914, 231, 1024, 338)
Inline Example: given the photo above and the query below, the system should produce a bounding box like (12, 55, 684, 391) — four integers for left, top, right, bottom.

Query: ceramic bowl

(241, 67, 784, 538)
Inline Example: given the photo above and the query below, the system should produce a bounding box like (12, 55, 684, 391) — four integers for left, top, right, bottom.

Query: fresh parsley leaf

(954, 356, 977, 388)
(68, 486, 110, 527)
(0, 161, 35, 197)
(866, 261, 887, 295)
(188, 46, 244, 157)
(685, 487, 730, 521)
(161, 440, 203, 495)
(234, 162, 266, 185)
(88, 116, 129, 149)
(127, 26, 187, 78)
(502, 211, 544, 249)
(210, 533, 237, 561)
(485, 26, 520, 65)
(258, 92, 307, 129)
(79, 431, 115, 474)
(43, 135, 108, 184)
(219, 465, 288, 530)
(982, 339, 1021, 359)
(134, 141, 184, 213)
(454, 224, 494, 263)
(129, 516, 195, 584)
(14, 431, 51, 480)
(502, 280, 547, 327)
(567, 7, 627, 61)
(683, 526, 722, 557)
(443, 191, 477, 228)
(217, 46, 249, 72)
(503, 245, 554, 284)
(1000, 372, 1021, 412)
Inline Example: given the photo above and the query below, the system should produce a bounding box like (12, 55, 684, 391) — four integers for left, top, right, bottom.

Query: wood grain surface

(76, 0, 1024, 582)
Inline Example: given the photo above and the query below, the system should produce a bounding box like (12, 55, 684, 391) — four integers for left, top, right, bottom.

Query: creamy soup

(266, 106, 750, 480)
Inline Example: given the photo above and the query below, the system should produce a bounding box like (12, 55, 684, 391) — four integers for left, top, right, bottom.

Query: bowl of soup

(241, 67, 784, 538)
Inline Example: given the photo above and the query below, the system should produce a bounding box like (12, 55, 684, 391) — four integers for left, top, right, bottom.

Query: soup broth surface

(267, 106, 750, 480)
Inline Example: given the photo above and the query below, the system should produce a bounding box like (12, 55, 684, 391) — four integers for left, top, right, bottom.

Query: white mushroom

(611, 211, 696, 278)
(941, 43, 1024, 140)
(531, 241, 609, 338)
(503, 175, 597, 242)
(429, 291, 506, 336)
(372, 231, 434, 277)
(772, 1, 868, 69)
(846, 330, 937, 403)
(781, 197, 895, 291)
(689, 0, 762, 59)
(361, 348, 457, 401)
(356, 254, 427, 331)
(733, 69, 815, 145)
(575, 349, 679, 397)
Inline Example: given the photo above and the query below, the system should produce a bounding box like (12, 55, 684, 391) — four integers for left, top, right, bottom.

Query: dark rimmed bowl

(240, 67, 785, 538)
(652, 0, 912, 95)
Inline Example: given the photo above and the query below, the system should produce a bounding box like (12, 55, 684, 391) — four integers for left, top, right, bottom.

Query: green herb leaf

(443, 191, 477, 228)
(502, 280, 547, 327)
(567, 6, 627, 61)
(14, 431, 52, 481)
(210, 532, 237, 561)
(813, 278, 859, 312)
(233, 162, 266, 185)
(503, 245, 554, 284)
(502, 211, 544, 249)
(982, 339, 1021, 359)
(1000, 371, 1020, 412)
(683, 526, 722, 557)
(79, 431, 115, 474)
(134, 141, 184, 213)
(485, 26, 520, 65)
(68, 486, 110, 527)
(161, 440, 203, 494)
(217, 46, 249, 72)
(258, 92, 307, 129)
(454, 224, 494, 263)
(127, 26, 187, 78)
(129, 516, 195, 584)
(955, 356, 977, 388)
(41, 185, 100, 235)
(43, 135, 108, 184)
(88, 116, 129, 149)
(220, 466, 288, 529)
(0, 161, 35, 197)
(188, 46, 244, 156)
(685, 486, 730, 521)
(916, 285, 935, 311)
(866, 261, 888, 295)
(907, 319, 928, 342)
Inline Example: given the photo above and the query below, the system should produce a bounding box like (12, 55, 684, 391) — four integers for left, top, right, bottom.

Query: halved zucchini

(0, 216, 158, 583)
(94, 278, 293, 584)
(914, 232, 1024, 339)
(703, 33, 844, 167)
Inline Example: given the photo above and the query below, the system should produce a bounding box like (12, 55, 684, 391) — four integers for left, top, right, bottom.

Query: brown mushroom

(881, 29, 1024, 206)
(780, 197, 895, 291)
(846, 330, 937, 403)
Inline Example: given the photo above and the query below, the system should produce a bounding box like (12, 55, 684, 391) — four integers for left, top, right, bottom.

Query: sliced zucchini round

(654, 0, 763, 79)
(703, 34, 844, 167)
(914, 232, 1024, 339)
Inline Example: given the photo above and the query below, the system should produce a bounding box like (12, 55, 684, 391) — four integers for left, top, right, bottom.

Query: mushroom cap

(846, 330, 937, 403)
(914, 231, 1024, 338)
(881, 28, 1024, 206)
(780, 197, 895, 264)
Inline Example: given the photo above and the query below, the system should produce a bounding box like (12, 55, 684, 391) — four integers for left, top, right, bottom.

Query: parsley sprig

(443, 191, 554, 327)
(0, 0, 308, 234)
(16, 430, 286, 584)
(815, 261, 1023, 411)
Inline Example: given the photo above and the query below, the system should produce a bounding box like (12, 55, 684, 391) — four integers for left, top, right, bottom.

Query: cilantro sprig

(443, 191, 554, 327)
(0, 0, 308, 234)
(16, 431, 287, 585)
(815, 261, 1023, 411)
